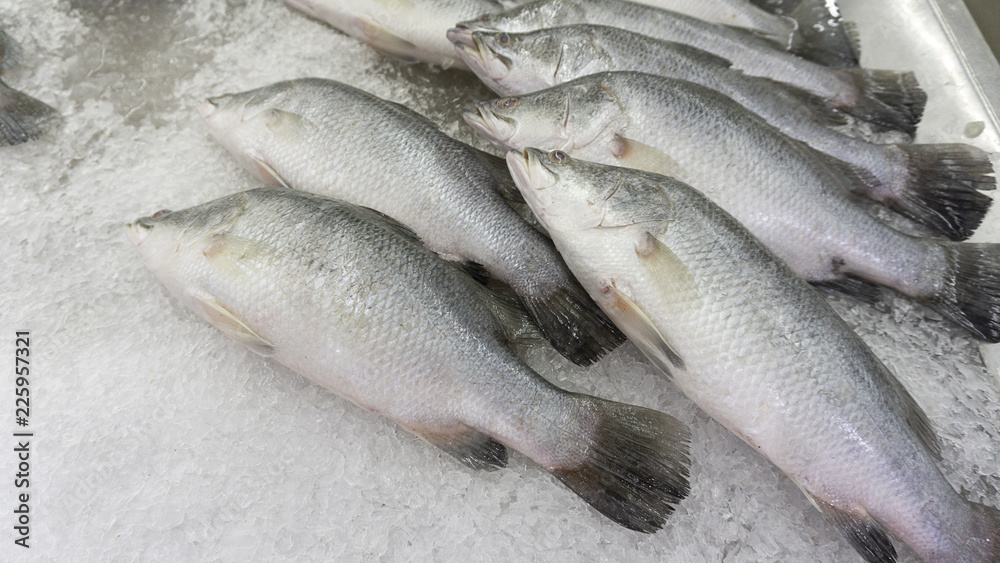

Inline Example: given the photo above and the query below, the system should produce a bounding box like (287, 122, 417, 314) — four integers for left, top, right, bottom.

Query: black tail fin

(887, 144, 995, 240)
(549, 395, 690, 533)
(837, 69, 927, 136)
(520, 285, 626, 366)
(0, 80, 60, 146)
(787, 13, 861, 68)
(922, 242, 1000, 342)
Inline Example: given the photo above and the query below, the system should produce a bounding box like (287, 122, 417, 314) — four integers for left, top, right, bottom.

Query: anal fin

(414, 425, 508, 471)
(808, 493, 897, 563)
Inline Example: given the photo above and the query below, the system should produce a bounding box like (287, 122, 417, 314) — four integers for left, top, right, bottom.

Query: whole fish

(284, 0, 506, 68)
(505, 146, 1000, 563)
(0, 29, 60, 146)
(464, 72, 1000, 342)
(452, 25, 994, 240)
(201, 78, 624, 366)
(127, 187, 691, 532)
(454, 0, 924, 135)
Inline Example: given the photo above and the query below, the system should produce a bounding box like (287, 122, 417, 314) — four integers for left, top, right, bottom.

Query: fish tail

(548, 394, 691, 533)
(882, 144, 995, 241)
(787, 16, 861, 68)
(520, 284, 626, 366)
(782, 1, 861, 67)
(0, 80, 60, 146)
(837, 69, 927, 136)
(922, 242, 1000, 342)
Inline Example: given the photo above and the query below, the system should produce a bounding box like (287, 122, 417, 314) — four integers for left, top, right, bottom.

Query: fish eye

(480, 14, 493, 23)
(500, 97, 519, 109)
(151, 209, 172, 219)
(549, 150, 568, 163)
(497, 32, 511, 45)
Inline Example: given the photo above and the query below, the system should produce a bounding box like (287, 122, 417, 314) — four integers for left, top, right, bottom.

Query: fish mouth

(198, 97, 221, 119)
(446, 27, 474, 48)
(126, 218, 153, 246)
(463, 104, 517, 151)
(506, 148, 556, 191)
(462, 32, 512, 83)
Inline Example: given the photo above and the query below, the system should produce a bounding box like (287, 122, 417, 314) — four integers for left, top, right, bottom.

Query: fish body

(465, 72, 1000, 342)
(127, 187, 691, 532)
(201, 78, 624, 366)
(452, 25, 993, 240)
(285, 0, 506, 68)
(455, 0, 922, 134)
(506, 147, 1000, 563)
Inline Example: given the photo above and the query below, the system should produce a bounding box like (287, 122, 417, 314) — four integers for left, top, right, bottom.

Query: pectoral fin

(604, 284, 683, 377)
(189, 290, 275, 356)
(634, 231, 699, 304)
(611, 135, 685, 179)
(357, 17, 419, 63)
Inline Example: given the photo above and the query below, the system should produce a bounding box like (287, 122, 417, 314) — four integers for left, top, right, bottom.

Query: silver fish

(454, 0, 923, 135)
(465, 72, 1000, 342)
(505, 146, 1000, 563)
(452, 24, 994, 240)
(127, 187, 691, 532)
(200, 78, 624, 366)
(284, 0, 506, 68)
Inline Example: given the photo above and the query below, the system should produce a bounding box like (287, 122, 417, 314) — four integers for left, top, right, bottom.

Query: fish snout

(126, 218, 153, 246)
(463, 104, 516, 150)
(446, 27, 474, 47)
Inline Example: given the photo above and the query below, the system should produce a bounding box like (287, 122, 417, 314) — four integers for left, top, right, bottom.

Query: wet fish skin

(200, 78, 624, 366)
(127, 187, 691, 532)
(465, 72, 1000, 342)
(284, 0, 507, 68)
(506, 147, 1000, 563)
(455, 0, 923, 135)
(452, 24, 993, 241)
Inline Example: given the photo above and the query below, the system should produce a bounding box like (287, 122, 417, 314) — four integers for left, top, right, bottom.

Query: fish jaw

(506, 148, 604, 235)
(463, 104, 519, 152)
(452, 32, 514, 96)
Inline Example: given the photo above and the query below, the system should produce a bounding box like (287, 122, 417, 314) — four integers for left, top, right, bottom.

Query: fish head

(127, 194, 249, 288)
(200, 82, 298, 182)
(453, 27, 612, 97)
(507, 147, 665, 236)
(505, 147, 603, 234)
(464, 75, 628, 157)
(455, 0, 586, 34)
